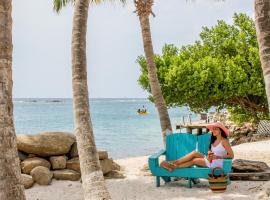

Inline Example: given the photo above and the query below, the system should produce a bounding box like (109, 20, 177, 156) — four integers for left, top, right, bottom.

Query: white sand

(25, 140, 270, 200)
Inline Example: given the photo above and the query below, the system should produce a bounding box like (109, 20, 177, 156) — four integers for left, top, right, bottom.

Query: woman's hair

(209, 128, 228, 150)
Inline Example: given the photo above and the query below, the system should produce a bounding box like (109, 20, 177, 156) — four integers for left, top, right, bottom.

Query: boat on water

(137, 111, 149, 115)
(137, 107, 149, 115)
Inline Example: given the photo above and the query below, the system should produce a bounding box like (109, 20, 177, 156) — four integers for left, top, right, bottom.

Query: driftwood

(229, 171, 270, 181)
(230, 159, 270, 181)
(232, 159, 269, 173)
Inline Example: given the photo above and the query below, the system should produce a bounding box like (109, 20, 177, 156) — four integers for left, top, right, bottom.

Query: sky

(13, 0, 253, 98)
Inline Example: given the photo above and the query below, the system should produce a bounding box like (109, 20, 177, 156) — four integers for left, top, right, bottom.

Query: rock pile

(18, 132, 123, 189)
(228, 123, 270, 146)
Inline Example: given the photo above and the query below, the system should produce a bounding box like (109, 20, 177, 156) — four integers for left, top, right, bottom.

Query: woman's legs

(160, 151, 205, 171)
(171, 151, 204, 166)
(160, 161, 175, 172)
(173, 158, 207, 168)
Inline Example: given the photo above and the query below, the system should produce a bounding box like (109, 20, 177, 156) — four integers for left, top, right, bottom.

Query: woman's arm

(217, 139, 234, 159)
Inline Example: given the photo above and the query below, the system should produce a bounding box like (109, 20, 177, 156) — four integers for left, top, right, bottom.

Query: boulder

(21, 157, 51, 174)
(112, 161, 121, 171)
(98, 150, 108, 160)
(50, 156, 67, 170)
(18, 151, 27, 161)
(104, 170, 125, 179)
(30, 166, 53, 185)
(66, 157, 80, 173)
(28, 154, 37, 158)
(66, 157, 115, 174)
(53, 169, 81, 181)
(233, 159, 270, 172)
(68, 143, 108, 160)
(17, 132, 76, 156)
(21, 174, 34, 189)
(69, 142, 78, 158)
(100, 158, 114, 175)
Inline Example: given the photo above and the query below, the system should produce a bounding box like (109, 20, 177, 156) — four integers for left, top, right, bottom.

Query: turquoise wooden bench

(148, 133, 232, 188)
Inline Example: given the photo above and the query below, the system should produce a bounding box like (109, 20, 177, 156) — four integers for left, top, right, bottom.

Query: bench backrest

(166, 133, 211, 161)
(166, 133, 196, 161)
(197, 133, 211, 155)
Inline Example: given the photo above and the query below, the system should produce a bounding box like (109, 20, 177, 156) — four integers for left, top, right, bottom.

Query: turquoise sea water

(14, 98, 197, 159)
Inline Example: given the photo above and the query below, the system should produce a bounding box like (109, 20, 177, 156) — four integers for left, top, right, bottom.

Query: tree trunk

(71, 0, 111, 199)
(0, 0, 26, 199)
(255, 0, 270, 113)
(138, 14, 172, 146)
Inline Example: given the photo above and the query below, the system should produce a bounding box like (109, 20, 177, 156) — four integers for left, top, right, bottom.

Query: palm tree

(0, 0, 26, 199)
(53, 0, 124, 199)
(134, 0, 172, 146)
(255, 0, 270, 113)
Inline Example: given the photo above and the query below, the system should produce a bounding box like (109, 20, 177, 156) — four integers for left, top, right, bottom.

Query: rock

(112, 161, 121, 171)
(104, 170, 125, 179)
(30, 166, 53, 185)
(21, 174, 34, 189)
(50, 156, 67, 170)
(69, 142, 78, 158)
(69, 143, 108, 160)
(232, 159, 270, 172)
(100, 158, 114, 175)
(67, 157, 115, 174)
(28, 154, 37, 158)
(18, 151, 27, 161)
(17, 132, 76, 156)
(21, 157, 51, 174)
(250, 134, 270, 142)
(98, 150, 108, 160)
(66, 157, 80, 172)
(53, 169, 81, 181)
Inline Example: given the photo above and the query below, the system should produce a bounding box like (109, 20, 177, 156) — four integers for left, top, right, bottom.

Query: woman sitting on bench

(161, 122, 234, 172)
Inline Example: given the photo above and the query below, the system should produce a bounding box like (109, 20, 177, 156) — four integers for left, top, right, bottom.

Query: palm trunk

(255, 0, 270, 113)
(138, 14, 172, 146)
(0, 0, 26, 199)
(71, 0, 111, 199)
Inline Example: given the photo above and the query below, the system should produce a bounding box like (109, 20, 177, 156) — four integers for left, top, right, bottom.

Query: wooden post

(197, 128, 202, 135)
(186, 127, 192, 134)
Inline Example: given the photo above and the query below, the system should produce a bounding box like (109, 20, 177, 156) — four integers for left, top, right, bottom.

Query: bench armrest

(149, 149, 166, 160)
(223, 159, 233, 173)
(148, 149, 166, 168)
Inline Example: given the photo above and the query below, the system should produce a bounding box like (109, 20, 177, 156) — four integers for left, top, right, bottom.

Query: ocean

(14, 98, 198, 159)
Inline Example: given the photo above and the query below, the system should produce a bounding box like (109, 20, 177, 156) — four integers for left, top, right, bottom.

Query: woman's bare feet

(160, 161, 175, 172)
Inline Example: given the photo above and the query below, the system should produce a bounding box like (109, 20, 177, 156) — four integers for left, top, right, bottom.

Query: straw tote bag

(208, 167, 228, 193)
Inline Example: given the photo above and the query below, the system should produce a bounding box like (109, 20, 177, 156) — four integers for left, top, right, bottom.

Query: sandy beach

(25, 140, 270, 200)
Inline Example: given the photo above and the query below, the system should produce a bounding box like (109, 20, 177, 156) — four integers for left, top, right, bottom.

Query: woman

(161, 122, 234, 172)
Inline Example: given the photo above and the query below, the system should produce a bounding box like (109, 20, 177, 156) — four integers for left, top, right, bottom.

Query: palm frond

(53, 0, 126, 13)
(90, 0, 126, 5)
(53, 0, 75, 13)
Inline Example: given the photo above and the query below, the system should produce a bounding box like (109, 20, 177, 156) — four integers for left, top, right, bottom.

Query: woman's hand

(207, 151, 214, 162)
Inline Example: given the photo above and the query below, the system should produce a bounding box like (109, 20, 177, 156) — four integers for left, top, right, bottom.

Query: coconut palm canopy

(53, 0, 126, 13)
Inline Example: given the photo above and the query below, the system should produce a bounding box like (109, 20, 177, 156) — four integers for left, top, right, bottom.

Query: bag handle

(211, 167, 224, 177)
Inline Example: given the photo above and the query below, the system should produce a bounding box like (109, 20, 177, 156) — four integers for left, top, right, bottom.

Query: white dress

(204, 142, 227, 168)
